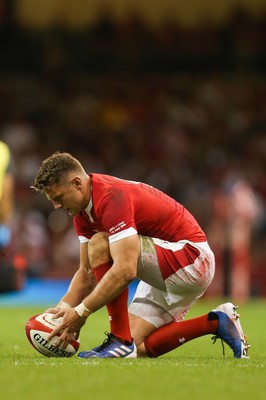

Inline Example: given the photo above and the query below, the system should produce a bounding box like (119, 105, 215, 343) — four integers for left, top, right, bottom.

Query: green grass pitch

(0, 299, 265, 400)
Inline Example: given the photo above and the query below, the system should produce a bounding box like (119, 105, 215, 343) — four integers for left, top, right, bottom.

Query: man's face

(45, 178, 86, 216)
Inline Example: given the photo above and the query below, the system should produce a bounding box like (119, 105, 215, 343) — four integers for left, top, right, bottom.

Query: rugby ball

(25, 313, 80, 357)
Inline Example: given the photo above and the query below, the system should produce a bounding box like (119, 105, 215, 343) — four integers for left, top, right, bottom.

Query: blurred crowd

(0, 5, 266, 296)
(0, 5, 266, 74)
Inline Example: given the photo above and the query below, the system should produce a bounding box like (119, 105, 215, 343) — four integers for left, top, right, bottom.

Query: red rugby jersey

(74, 174, 206, 244)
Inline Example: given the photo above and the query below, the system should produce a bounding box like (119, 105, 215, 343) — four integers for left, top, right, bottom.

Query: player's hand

(45, 301, 71, 314)
(48, 307, 87, 348)
(44, 307, 62, 314)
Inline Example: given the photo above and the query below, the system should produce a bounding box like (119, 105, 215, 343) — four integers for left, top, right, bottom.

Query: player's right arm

(48, 242, 97, 312)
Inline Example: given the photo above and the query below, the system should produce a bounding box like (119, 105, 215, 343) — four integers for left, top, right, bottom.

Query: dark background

(0, 0, 265, 298)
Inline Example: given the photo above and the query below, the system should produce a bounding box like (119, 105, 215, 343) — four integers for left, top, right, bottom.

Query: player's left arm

(83, 234, 140, 311)
(48, 234, 140, 343)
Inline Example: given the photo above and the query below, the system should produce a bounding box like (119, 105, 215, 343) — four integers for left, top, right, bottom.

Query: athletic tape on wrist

(74, 302, 91, 317)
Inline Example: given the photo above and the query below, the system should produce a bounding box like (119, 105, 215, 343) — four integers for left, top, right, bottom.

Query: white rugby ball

(25, 313, 80, 357)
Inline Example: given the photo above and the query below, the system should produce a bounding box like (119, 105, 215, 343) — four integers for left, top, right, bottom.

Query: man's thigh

(131, 235, 215, 327)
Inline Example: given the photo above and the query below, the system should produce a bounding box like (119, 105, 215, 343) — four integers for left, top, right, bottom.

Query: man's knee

(88, 232, 111, 268)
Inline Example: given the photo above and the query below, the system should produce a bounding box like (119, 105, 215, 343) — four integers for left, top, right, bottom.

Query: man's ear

(71, 176, 82, 190)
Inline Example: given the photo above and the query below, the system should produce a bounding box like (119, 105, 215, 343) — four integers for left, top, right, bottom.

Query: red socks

(144, 314, 219, 357)
(93, 262, 132, 344)
(93, 262, 218, 355)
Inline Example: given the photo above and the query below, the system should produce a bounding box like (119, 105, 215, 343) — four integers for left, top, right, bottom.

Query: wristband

(57, 301, 71, 309)
(74, 302, 92, 317)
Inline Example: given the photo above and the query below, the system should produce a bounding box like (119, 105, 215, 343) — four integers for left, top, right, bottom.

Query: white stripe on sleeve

(78, 235, 90, 243)
(109, 227, 137, 244)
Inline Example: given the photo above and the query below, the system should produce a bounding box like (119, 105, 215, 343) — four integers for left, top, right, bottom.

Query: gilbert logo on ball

(25, 313, 80, 357)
